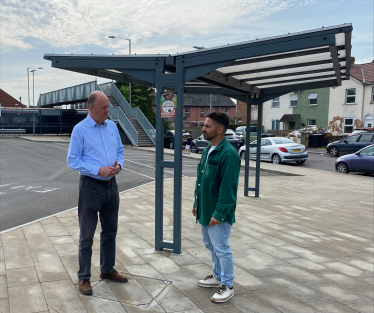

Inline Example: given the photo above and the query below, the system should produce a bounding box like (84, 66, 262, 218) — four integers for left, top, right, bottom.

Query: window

(308, 119, 316, 126)
(261, 139, 272, 146)
(13, 117, 26, 123)
(271, 119, 280, 130)
(290, 94, 298, 107)
(346, 89, 356, 104)
(200, 109, 204, 117)
(345, 135, 359, 143)
(308, 93, 318, 105)
(358, 134, 373, 142)
(185, 108, 190, 117)
(273, 138, 295, 144)
(344, 118, 354, 133)
(360, 146, 374, 156)
(225, 108, 229, 115)
(272, 97, 280, 108)
(215, 108, 219, 112)
(184, 123, 190, 129)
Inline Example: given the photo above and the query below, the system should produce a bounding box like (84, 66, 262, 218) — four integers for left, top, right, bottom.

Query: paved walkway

(1, 136, 373, 313)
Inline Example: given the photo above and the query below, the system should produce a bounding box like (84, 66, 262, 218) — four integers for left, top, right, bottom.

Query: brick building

(0, 89, 26, 108)
(236, 100, 258, 124)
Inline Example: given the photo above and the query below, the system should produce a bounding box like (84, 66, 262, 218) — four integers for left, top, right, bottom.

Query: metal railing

(99, 82, 156, 145)
(96, 84, 138, 146)
(38, 81, 97, 107)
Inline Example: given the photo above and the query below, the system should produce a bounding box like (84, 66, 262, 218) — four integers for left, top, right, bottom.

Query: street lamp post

(108, 36, 132, 105)
(27, 67, 43, 135)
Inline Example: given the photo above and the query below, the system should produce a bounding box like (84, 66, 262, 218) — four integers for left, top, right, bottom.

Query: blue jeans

(201, 222, 234, 288)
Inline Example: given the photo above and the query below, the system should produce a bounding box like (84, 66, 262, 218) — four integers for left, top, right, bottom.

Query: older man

(67, 91, 127, 295)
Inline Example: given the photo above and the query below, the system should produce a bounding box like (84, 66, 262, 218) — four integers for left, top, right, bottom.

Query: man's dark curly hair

(207, 112, 229, 131)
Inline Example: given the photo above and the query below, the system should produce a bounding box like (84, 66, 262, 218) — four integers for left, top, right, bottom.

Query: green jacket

(193, 137, 241, 226)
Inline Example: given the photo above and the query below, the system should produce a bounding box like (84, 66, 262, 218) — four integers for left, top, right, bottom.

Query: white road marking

(0, 180, 156, 235)
(10, 186, 27, 189)
(0, 184, 13, 188)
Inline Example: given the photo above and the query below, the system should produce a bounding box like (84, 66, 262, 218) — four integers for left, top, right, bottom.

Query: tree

(115, 82, 172, 132)
(115, 82, 156, 127)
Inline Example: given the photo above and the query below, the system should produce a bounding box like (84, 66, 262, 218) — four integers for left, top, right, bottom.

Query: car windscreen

(273, 138, 295, 144)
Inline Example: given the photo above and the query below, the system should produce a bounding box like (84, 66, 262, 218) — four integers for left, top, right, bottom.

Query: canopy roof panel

(44, 23, 352, 98)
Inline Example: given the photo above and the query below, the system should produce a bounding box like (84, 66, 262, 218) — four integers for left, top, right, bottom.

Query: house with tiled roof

(0, 89, 26, 108)
(328, 61, 374, 135)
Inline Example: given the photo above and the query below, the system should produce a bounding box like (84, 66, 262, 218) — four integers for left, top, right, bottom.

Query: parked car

(191, 129, 241, 153)
(326, 133, 374, 157)
(335, 144, 374, 175)
(348, 127, 374, 136)
(238, 137, 308, 164)
(164, 130, 190, 149)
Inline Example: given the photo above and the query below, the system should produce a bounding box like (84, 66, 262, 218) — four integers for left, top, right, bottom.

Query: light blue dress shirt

(67, 114, 124, 181)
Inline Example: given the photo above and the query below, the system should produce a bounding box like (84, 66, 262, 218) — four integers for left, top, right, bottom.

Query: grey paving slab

(59, 255, 101, 285)
(91, 281, 117, 301)
(41, 279, 80, 303)
(105, 275, 153, 305)
(286, 258, 328, 272)
(158, 296, 200, 312)
(263, 274, 331, 303)
(308, 282, 370, 304)
(252, 287, 319, 313)
(49, 236, 76, 245)
(308, 299, 362, 313)
(229, 293, 283, 313)
(245, 249, 285, 266)
(48, 299, 88, 313)
(347, 300, 374, 313)
(134, 276, 167, 299)
(0, 260, 5, 275)
(0, 299, 9, 313)
(53, 243, 79, 257)
(280, 245, 332, 263)
(250, 242, 298, 260)
(80, 295, 127, 313)
(233, 254, 278, 277)
(121, 300, 166, 313)
(3, 242, 34, 269)
(322, 262, 366, 277)
(5, 266, 39, 288)
(167, 251, 204, 266)
(115, 242, 148, 266)
(271, 264, 323, 284)
(31, 251, 70, 282)
(141, 254, 185, 276)
(0, 276, 8, 299)
(41, 217, 70, 237)
(8, 284, 47, 313)
(125, 264, 165, 280)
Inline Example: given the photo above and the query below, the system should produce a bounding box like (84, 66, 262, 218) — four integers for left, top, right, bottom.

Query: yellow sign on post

(160, 92, 177, 119)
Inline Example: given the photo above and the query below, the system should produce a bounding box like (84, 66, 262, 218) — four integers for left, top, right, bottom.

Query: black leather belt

(81, 175, 115, 185)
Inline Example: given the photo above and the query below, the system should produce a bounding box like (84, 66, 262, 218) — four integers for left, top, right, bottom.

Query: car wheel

(240, 151, 245, 160)
(296, 160, 305, 165)
(191, 146, 197, 153)
(272, 154, 281, 164)
(169, 142, 174, 149)
(330, 146, 339, 157)
(336, 162, 349, 174)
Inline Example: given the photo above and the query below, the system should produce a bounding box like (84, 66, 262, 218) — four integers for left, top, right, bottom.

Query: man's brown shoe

(79, 279, 92, 295)
(100, 270, 128, 283)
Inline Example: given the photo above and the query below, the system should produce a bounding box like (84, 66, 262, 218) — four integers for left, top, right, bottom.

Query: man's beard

(203, 129, 217, 141)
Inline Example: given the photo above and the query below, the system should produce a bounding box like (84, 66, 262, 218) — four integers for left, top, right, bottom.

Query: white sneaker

(197, 275, 222, 288)
(211, 285, 234, 303)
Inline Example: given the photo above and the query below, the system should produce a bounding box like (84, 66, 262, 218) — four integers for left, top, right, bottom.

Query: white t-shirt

(206, 146, 217, 165)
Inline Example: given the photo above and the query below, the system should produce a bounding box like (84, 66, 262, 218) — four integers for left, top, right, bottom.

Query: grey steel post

(209, 94, 213, 113)
(244, 95, 251, 197)
(128, 39, 131, 106)
(27, 68, 30, 109)
(155, 69, 164, 251)
(255, 100, 264, 197)
(173, 67, 184, 254)
(32, 70, 35, 135)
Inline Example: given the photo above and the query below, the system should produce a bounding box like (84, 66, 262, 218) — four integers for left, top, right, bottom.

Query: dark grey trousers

(77, 175, 119, 280)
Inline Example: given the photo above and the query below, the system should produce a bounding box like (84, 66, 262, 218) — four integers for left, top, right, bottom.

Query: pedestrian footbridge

(37, 81, 155, 147)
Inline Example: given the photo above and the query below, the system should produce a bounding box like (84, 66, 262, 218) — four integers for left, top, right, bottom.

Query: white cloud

(1, 0, 315, 50)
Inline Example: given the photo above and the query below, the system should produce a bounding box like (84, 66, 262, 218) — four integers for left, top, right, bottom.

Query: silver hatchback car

(238, 137, 308, 164)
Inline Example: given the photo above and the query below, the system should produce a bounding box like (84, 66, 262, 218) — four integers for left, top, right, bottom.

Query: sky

(1, 0, 373, 107)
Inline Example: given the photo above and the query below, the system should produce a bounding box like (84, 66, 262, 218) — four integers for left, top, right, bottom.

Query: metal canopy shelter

(44, 24, 352, 253)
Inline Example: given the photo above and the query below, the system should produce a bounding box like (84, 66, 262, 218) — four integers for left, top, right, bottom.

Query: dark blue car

(326, 133, 374, 157)
(335, 144, 374, 175)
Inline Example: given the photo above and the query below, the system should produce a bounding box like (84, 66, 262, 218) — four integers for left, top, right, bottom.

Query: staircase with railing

(99, 82, 156, 146)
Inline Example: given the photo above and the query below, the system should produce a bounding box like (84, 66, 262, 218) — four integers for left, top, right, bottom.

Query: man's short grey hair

(87, 92, 97, 108)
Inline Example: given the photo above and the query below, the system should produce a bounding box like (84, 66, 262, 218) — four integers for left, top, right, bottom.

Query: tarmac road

(0, 137, 278, 231)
